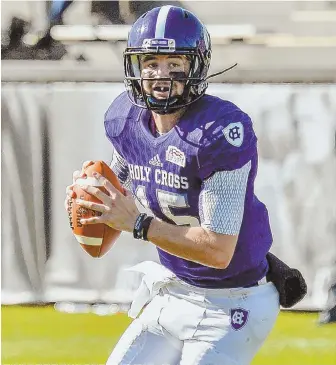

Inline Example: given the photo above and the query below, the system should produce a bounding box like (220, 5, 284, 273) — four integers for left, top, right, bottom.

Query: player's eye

(146, 62, 158, 69)
(170, 62, 181, 68)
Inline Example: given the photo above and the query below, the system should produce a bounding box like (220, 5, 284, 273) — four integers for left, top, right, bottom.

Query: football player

(66, 6, 280, 364)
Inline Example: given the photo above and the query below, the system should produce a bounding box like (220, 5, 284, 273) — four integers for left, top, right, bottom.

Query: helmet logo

(142, 38, 176, 51)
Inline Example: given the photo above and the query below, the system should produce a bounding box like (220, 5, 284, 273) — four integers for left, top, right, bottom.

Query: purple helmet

(124, 6, 212, 114)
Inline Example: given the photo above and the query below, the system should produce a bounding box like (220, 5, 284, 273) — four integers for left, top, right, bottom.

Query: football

(68, 161, 124, 258)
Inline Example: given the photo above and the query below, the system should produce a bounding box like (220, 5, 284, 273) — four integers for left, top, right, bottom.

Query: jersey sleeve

(199, 162, 251, 235)
(197, 110, 257, 235)
(197, 110, 257, 180)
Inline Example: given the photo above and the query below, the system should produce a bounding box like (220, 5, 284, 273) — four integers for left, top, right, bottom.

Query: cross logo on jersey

(230, 308, 249, 330)
(223, 122, 244, 147)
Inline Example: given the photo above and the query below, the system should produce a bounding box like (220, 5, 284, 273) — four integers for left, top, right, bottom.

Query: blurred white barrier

(1, 83, 336, 310)
(50, 24, 336, 47)
(50, 24, 256, 42)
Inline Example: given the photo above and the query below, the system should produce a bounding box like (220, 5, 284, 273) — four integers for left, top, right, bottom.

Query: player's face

(140, 55, 190, 99)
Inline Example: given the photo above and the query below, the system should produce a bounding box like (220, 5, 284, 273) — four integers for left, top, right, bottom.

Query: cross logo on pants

(230, 308, 249, 330)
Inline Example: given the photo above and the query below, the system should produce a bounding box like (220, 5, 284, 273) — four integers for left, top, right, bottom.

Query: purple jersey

(105, 92, 272, 288)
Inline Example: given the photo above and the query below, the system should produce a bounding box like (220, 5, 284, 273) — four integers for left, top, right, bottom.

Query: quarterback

(66, 6, 281, 365)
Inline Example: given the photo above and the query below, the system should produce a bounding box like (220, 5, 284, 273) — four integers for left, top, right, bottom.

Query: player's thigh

(180, 283, 280, 365)
(106, 318, 182, 365)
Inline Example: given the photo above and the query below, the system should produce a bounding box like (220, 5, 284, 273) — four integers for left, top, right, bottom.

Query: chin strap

(203, 63, 238, 83)
(147, 95, 181, 114)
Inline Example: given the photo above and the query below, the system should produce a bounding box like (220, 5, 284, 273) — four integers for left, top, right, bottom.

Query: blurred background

(1, 1, 336, 364)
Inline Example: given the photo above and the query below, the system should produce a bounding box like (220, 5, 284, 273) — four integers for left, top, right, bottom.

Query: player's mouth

(152, 86, 172, 98)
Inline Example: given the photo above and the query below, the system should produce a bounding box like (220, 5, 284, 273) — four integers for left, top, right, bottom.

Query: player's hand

(74, 172, 140, 233)
(64, 160, 95, 212)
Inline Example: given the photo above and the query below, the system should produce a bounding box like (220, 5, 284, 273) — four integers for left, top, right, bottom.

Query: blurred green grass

(1, 305, 335, 365)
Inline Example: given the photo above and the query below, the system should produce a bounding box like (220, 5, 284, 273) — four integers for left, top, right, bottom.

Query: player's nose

(156, 64, 170, 78)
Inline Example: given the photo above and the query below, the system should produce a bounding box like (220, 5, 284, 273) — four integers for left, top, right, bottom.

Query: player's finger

(73, 170, 81, 183)
(72, 162, 94, 185)
(93, 172, 120, 197)
(80, 185, 111, 205)
(66, 185, 76, 198)
(73, 161, 95, 182)
(75, 199, 109, 213)
(81, 160, 95, 173)
(79, 216, 103, 225)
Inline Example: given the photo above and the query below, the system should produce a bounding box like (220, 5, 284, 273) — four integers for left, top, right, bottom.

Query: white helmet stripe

(155, 5, 173, 38)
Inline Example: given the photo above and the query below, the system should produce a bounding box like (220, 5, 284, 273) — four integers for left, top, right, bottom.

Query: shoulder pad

(197, 105, 257, 178)
(104, 92, 134, 139)
(196, 94, 241, 121)
(199, 98, 253, 149)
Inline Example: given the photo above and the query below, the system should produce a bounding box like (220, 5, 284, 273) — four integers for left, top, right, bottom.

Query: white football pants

(106, 261, 280, 365)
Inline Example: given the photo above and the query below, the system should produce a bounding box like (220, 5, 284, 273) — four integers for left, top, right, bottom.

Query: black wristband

(142, 216, 154, 241)
(133, 213, 147, 239)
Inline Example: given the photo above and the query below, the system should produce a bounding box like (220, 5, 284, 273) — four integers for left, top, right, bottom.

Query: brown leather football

(68, 161, 124, 258)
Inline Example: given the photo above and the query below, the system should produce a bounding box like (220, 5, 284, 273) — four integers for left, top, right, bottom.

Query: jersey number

(135, 186, 199, 227)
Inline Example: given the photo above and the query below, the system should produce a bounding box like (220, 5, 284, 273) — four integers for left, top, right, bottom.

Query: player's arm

(146, 163, 250, 269)
(147, 222, 236, 269)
